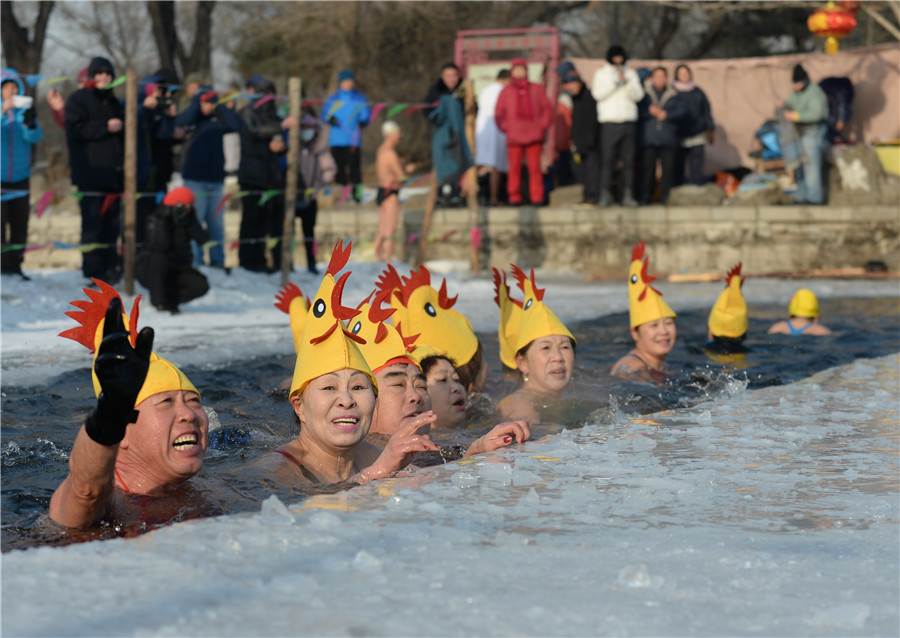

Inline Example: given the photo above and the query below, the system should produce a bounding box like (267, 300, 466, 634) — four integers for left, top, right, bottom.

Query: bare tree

(146, 0, 216, 81)
(0, 1, 55, 75)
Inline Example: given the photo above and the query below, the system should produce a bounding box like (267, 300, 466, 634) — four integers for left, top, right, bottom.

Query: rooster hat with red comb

(59, 279, 198, 406)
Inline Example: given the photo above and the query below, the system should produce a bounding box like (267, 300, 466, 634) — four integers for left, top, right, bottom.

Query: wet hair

(703, 335, 750, 354)
(420, 354, 458, 376)
(454, 340, 484, 392)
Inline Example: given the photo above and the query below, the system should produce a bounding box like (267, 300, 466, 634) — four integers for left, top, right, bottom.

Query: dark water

(2, 296, 898, 551)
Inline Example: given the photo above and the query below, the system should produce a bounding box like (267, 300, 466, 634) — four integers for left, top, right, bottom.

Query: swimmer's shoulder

(767, 321, 789, 335)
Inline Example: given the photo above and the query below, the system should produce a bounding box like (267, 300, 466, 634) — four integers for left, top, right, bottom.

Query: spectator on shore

(136, 186, 210, 314)
(65, 56, 125, 285)
(767, 289, 832, 336)
(1, 69, 43, 280)
(175, 85, 242, 270)
(374, 121, 414, 264)
(475, 69, 510, 206)
(322, 70, 370, 203)
(557, 62, 601, 207)
(424, 62, 471, 208)
(554, 90, 576, 187)
(237, 75, 297, 273)
(777, 64, 829, 205)
(672, 64, 714, 186)
(495, 58, 553, 206)
(177, 72, 207, 113)
(46, 67, 87, 130)
(136, 72, 179, 244)
(638, 67, 686, 205)
(591, 45, 643, 207)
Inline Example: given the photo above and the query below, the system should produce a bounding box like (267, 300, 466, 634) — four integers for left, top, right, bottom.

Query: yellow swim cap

(788, 289, 819, 318)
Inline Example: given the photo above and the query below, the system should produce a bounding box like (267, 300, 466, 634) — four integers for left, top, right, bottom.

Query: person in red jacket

(494, 58, 553, 206)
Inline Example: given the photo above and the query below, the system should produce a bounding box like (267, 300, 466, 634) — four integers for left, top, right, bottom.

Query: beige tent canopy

(570, 42, 900, 172)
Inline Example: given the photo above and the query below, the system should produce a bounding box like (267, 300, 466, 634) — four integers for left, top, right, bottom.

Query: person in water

(51, 282, 209, 529)
(420, 354, 467, 429)
(703, 263, 751, 355)
(767, 288, 832, 336)
(494, 265, 577, 423)
(611, 241, 677, 380)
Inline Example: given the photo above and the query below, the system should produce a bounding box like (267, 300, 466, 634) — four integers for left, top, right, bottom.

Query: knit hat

(555, 61, 576, 78)
(163, 186, 195, 207)
(88, 57, 114, 78)
(59, 280, 199, 407)
(788, 289, 819, 318)
(628, 241, 676, 328)
(375, 264, 478, 369)
(606, 45, 628, 64)
(792, 64, 809, 84)
(707, 264, 748, 339)
(561, 71, 581, 84)
(349, 290, 419, 374)
(338, 69, 355, 82)
(289, 241, 376, 398)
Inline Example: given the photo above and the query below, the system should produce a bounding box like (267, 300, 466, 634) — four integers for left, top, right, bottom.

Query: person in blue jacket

(175, 86, 242, 269)
(322, 70, 370, 203)
(638, 67, 686, 205)
(1, 69, 43, 280)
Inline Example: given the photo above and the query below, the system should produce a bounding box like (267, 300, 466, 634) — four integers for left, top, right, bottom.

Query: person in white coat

(591, 45, 644, 207)
(475, 69, 510, 205)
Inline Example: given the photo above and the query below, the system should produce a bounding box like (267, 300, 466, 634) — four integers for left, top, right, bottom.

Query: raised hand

(357, 411, 439, 482)
(85, 297, 154, 446)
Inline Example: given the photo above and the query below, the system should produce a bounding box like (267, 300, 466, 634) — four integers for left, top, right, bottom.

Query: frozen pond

(2, 353, 898, 637)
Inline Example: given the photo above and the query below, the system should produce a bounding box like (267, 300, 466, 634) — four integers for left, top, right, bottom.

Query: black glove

(171, 204, 194, 228)
(84, 297, 154, 446)
(23, 106, 36, 129)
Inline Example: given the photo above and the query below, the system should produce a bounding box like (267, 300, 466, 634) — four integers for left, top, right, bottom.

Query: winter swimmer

(767, 288, 832, 336)
(611, 241, 677, 381)
(703, 263, 751, 355)
(373, 120, 415, 263)
(493, 265, 577, 423)
(50, 282, 217, 530)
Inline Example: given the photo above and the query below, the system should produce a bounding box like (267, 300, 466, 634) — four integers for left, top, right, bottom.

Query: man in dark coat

(557, 62, 601, 206)
(638, 66, 686, 205)
(65, 56, 124, 284)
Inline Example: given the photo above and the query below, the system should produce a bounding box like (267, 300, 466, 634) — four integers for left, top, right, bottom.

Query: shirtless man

(374, 120, 413, 262)
(768, 288, 832, 336)
(50, 295, 214, 530)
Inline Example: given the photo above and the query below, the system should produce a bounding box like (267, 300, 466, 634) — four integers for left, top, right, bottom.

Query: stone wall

(23, 201, 899, 276)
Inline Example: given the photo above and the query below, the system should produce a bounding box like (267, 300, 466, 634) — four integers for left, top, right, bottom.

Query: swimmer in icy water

(50, 281, 219, 530)
(611, 240, 677, 381)
(702, 263, 751, 355)
(767, 288, 832, 336)
(493, 265, 577, 423)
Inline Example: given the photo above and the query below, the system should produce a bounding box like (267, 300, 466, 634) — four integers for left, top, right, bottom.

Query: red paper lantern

(808, 1, 858, 54)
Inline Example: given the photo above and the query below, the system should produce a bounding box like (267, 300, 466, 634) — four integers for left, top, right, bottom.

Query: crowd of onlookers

(1, 48, 834, 301)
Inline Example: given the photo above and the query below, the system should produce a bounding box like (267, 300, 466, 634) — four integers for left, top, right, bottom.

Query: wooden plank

(281, 77, 301, 286)
(122, 71, 137, 295)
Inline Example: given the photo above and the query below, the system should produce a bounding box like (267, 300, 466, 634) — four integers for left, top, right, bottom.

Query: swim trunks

(377, 187, 399, 206)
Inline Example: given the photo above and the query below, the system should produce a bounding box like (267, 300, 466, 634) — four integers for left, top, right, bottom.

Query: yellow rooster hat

(59, 279, 198, 406)
(509, 265, 575, 354)
(492, 267, 523, 369)
(708, 263, 748, 338)
(375, 264, 478, 367)
(289, 240, 376, 398)
(628, 240, 676, 328)
(348, 289, 420, 374)
(274, 282, 311, 355)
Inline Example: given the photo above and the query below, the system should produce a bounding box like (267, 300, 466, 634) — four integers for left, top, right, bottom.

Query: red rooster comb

(631, 240, 646, 263)
(366, 289, 397, 324)
(375, 263, 403, 298)
(510, 264, 545, 301)
(326, 239, 352, 277)
(437, 278, 458, 310)
(398, 266, 432, 305)
(725, 263, 744, 288)
(274, 282, 309, 315)
(59, 279, 140, 352)
(394, 321, 421, 353)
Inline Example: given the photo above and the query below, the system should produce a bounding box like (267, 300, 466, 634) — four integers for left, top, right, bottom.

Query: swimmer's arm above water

(352, 411, 440, 484)
(50, 298, 153, 528)
(463, 420, 531, 458)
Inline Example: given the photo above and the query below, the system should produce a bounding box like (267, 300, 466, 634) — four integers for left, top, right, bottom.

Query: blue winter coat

(639, 81, 687, 149)
(1, 69, 43, 184)
(175, 90, 242, 182)
(322, 88, 371, 148)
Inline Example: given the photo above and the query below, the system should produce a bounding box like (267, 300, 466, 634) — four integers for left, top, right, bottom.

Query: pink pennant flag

(470, 227, 482, 251)
(370, 103, 387, 120)
(100, 193, 120, 217)
(407, 232, 420, 246)
(336, 185, 351, 208)
(35, 192, 54, 219)
(24, 243, 49, 253)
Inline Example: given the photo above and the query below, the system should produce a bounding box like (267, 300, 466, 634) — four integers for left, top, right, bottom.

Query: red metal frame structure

(455, 27, 561, 165)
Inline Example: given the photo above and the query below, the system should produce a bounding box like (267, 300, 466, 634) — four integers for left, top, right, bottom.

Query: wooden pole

(416, 171, 438, 267)
(281, 77, 301, 286)
(122, 70, 137, 295)
(463, 79, 478, 273)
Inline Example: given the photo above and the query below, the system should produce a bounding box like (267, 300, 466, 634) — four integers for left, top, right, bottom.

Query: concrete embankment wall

(23, 202, 900, 276)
